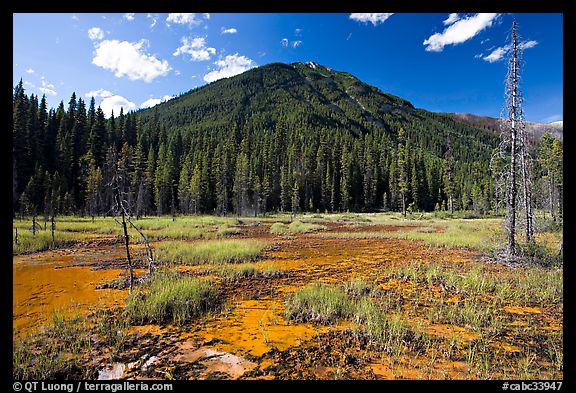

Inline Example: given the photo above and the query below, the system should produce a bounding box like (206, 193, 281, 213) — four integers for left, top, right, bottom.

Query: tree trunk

(51, 215, 55, 245)
(121, 209, 134, 293)
(506, 21, 519, 258)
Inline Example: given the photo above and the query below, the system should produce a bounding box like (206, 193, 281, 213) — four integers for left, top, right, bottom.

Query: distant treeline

(12, 79, 562, 220)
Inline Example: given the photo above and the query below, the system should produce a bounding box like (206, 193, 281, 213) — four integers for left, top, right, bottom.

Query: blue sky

(13, 13, 563, 122)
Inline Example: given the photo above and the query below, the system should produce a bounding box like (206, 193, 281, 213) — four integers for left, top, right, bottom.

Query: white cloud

(72, 15, 79, 21)
(443, 13, 461, 26)
(124, 13, 135, 22)
(147, 13, 158, 28)
(423, 13, 499, 52)
(140, 95, 175, 109)
(521, 40, 538, 50)
(25, 68, 34, 74)
(203, 54, 256, 83)
(349, 13, 394, 26)
(280, 38, 289, 47)
(295, 28, 302, 36)
(222, 27, 238, 34)
(88, 27, 105, 41)
(173, 36, 216, 61)
(166, 13, 209, 26)
(39, 76, 57, 96)
(92, 39, 171, 82)
(481, 40, 538, 63)
(100, 95, 136, 118)
(292, 40, 303, 48)
(85, 89, 113, 98)
(483, 46, 508, 63)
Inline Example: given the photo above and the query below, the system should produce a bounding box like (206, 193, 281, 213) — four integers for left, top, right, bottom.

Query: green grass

(285, 283, 354, 324)
(385, 261, 563, 307)
(203, 262, 287, 282)
(285, 280, 428, 355)
(126, 271, 221, 325)
(270, 220, 327, 234)
(426, 299, 501, 331)
(216, 224, 242, 236)
(316, 219, 501, 249)
(155, 239, 268, 265)
(343, 278, 382, 299)
(144, 226, 216, 240)
(13, 229, 87, 255)
(13, 311, 94, 379)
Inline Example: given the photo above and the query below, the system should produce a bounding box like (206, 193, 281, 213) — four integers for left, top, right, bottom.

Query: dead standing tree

(110, 151, 156, 294)
(111, 171, 135, 293)
(495, 20, 534, 260)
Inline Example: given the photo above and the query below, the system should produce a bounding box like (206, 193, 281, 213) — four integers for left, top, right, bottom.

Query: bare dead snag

(51, 215, 55, 246)
(118, 199, 134, 293)
(127, 219, 156, 276)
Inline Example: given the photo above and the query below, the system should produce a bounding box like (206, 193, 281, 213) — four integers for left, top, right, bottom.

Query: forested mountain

(12, 61, 563, 218)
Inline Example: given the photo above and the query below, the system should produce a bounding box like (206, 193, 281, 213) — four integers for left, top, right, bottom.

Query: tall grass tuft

(156, 239, 267, 265)
(284, 283, 353, 324)
(13, 311, 94, 379)
(126, 271, 220, 325)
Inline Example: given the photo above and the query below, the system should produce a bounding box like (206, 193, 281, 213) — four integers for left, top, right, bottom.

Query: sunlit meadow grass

(155, 239, 268, 264)
(12, 229, 89, 255)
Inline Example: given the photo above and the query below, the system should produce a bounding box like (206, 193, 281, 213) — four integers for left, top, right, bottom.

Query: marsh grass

(94, 309, 130, 360)
(426, 300, 501, 331)
(270, 220, 327, 234)
(155, 239, 268, 265)
(285, 280, 433, 361)
(125, 271, 220, 325)
(285, 283, 353, 324)
(13, 310, 94, 379)
(312, 218, 501, 249)
(12, 229, 86, 254)
(145, 226, 216, 240)
(343, 278, 382, 299)
(205, 262, 287, 282)
(216, 224, 242, 236)
(13, 215, 244, 253)
(205, 263, 257, 280)
(386, 261, 562, 307)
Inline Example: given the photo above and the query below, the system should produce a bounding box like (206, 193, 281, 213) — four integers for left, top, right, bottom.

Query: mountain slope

(137, 61, 500, 164)
(450, 112, 563, 143)
(12, 62, 561, 217)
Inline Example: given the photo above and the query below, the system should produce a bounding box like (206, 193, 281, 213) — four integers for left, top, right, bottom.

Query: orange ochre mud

(13, 220, 562, 380)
